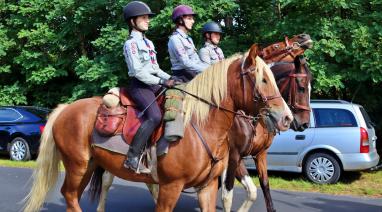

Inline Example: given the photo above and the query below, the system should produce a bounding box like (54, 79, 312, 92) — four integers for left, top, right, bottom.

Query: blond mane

(182, 54, 242, 126)
(182, 54, 278, 126)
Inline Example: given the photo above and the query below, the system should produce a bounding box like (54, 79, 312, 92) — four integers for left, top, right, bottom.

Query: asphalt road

(0, 167, 381, 212)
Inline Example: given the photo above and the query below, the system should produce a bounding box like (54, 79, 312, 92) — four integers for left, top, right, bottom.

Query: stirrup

(136, 153, 150, 174)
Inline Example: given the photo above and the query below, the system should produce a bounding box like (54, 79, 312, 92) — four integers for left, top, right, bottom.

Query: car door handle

(295, 135, 305, 140)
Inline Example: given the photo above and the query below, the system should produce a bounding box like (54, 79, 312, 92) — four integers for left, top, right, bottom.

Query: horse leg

(221, 150, 240, 212)
(156, 182, 183, 212)
(237, 160, 257, 212)
(60, 157, 91, 212)
(255, 152, 275, 212)
(197, 178, 219, 212)
(221, 168, 233, 212)
(96, 171, 115, 212)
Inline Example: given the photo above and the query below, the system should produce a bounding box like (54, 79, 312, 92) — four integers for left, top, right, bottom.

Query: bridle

(275, 56, 311, 112)
(260, 36, 312, 62)
(240, 58, 283, 132)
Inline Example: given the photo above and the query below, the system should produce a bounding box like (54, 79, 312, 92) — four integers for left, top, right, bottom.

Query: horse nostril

(302, 123, 309, 129)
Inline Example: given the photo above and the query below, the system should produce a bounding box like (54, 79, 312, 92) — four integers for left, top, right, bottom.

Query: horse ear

(244, 44, 261, 69)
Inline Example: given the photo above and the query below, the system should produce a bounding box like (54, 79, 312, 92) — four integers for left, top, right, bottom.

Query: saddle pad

(91, 130, 129, 155)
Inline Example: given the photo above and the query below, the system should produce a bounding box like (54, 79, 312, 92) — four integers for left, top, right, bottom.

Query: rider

(168, 4, 209, 82)
(199, 21, 225, 65)
(122, 1, 176, 173)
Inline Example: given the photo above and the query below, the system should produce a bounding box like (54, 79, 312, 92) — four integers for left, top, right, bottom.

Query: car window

(314, 108, 357, 128)
(359, 107, 374, 129)
(23, 107, 50, 121)
(0, 108, 23, 122)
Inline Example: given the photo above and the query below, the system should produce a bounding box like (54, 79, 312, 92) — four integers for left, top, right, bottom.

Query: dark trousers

(172, 69, 197, 83)
(127, 78, 162, 128)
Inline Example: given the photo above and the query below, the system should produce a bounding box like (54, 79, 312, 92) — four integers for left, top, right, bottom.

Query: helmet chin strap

(131, 18, 146, 33)
(180, 17, 192, 31)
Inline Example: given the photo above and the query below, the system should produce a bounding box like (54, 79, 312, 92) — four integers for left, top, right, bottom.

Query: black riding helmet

(123, 1, 155, 22)
(202, 21, 223, 34)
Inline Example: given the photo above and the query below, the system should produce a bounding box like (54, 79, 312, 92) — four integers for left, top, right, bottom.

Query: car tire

(9, 137, 31, 161)
(304, 153, 341, 184)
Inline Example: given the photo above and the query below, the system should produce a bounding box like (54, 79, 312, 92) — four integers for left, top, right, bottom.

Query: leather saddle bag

(95, 104, 127, 136)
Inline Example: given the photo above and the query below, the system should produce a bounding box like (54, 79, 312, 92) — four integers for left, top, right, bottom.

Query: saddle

(94, 87, 164, 145)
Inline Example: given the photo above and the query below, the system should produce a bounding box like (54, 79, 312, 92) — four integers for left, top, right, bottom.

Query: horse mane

(182, 54, 242, 126)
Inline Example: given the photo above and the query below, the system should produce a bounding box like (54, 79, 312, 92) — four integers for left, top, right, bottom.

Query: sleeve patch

(131, 43, 137, 54)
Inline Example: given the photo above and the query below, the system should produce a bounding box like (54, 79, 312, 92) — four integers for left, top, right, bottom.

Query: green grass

(246, 170, 382, 198)
(1, 157, 381, 198)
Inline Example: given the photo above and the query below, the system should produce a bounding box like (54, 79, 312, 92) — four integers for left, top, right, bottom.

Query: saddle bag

(95, 104, 127, 137)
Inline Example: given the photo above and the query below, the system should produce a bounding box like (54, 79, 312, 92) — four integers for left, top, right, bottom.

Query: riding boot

(156, 136, 169, 157)
(124, 119, 156, 174)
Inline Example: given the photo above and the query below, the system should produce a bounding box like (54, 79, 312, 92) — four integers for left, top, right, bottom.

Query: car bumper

(337, 151, 380, 171)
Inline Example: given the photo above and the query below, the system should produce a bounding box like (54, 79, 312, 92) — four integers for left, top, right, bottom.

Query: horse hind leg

(96, 171, 115, 212)
(60, 158, 94, 212)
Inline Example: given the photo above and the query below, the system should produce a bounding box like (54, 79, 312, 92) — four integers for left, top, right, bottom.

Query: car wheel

(9, 137, 31, 161)
(304, 153, 341, 184)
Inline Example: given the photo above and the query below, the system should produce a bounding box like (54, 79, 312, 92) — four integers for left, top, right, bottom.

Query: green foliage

(0, 1, 381, 148)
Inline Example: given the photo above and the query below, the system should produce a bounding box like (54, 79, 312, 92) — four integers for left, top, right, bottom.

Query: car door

(0, 108, 23, 150)
(266, 111, 315, 172)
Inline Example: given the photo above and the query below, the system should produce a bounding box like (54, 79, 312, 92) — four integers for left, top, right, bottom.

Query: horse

(94, 34, 313, 212)
(23, 44, 293, 212)
(221, 35, 313, 212)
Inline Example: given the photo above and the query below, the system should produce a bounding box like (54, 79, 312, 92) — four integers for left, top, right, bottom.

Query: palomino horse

(94, 34, 313, 212)
(23, 45, 293, 212)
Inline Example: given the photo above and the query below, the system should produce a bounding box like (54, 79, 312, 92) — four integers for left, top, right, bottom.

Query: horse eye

(262, 79, 267, 84)
(273, 44, 280, 49)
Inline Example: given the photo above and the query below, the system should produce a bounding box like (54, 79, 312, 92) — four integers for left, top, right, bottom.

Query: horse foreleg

(96, 171, 115, 212)
(237, 160, 257, 212)
(221, 151, 240, 212)
(255, 152, 275, 212)
(156, 182, 183, 212)
(197, 178, 219, 212)
(221, 168, 233, 212)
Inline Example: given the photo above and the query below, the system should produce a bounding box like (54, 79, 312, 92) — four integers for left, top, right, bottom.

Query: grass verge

(247, 169, 382, 198)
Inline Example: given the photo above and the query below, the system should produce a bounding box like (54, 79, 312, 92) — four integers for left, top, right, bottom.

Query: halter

(261, 36, 312, 61)
(276, 56, 311, 112)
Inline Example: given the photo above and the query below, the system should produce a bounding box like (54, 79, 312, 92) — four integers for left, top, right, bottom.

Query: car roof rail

(310, 99, 350, 104)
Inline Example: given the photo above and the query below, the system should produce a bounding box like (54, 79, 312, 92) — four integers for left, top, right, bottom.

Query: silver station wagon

(244, 100, 380, 184)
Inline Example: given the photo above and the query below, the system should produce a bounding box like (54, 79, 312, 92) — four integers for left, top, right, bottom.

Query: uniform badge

(131, 43, 137, 54)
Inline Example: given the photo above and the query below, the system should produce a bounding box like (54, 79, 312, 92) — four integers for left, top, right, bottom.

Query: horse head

(229, 45, 293, 132)
(260, 33, 313, 64)
(252, 34, 313, 131)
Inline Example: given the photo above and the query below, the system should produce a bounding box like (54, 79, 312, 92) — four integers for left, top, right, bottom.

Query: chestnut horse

(23, 45, 293, 212)
(94, 34, 313, 212)
(222, 55, 313, 212)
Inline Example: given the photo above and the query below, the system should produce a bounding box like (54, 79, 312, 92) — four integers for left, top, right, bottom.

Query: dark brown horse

(94, 34, 313, 212)
(23, 45, 293, 212)
(222, 35, 313, 212)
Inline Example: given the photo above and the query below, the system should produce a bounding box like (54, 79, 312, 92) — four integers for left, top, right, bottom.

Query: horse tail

(88, 166, 105, 202)
(23, 104, 68, 212)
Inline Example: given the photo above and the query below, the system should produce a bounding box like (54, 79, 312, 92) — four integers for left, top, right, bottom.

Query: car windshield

(23, 107, 50, 120)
